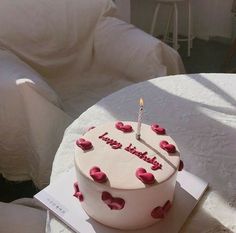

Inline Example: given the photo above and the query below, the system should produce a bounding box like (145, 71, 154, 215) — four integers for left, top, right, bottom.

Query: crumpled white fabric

(94, 16, 184, 80)
(0, 0, 117, 76)
(0, 0, 116, 188)
(0, 0, 184, 189)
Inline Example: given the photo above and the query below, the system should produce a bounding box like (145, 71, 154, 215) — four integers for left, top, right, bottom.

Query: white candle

(136, 98, 144, 140)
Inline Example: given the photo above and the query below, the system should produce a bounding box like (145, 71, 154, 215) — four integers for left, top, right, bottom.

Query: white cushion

(0, 0, 116, 77)
(94, 17, 185, 80)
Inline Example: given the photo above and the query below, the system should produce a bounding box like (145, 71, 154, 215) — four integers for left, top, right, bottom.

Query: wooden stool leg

(173, 3, 178, 50)
(150, 3, 161, 36)
(187, 0, 192, 56)
(164, 5, 174, 43)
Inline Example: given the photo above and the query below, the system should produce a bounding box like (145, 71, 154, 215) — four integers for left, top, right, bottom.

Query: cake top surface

(74, 121, 180, 189)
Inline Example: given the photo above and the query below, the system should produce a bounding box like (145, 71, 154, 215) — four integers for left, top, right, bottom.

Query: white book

(34, 168, 208, 233)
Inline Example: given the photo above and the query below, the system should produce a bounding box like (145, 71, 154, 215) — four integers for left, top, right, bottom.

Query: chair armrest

(94, 17, 185, 82)
(0, 50, 72, 188)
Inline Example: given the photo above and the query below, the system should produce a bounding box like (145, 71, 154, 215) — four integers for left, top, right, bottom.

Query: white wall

(130, 0, 234, 40)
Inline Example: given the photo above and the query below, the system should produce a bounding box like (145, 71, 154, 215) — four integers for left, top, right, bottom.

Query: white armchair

(0, 0, 185, 189)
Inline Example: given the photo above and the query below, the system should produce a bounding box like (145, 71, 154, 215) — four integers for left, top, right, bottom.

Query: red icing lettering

(112, 143, 122, 149)
(125, 144, 162, 170)
(131, 149, 136, 154)
(139, 153, 145, 159)
(149, 156, 156, 164)
(151, 163, 162, 171)
(134, 151, 141, 157)
(146, 157, 151, 163)
(151, 160, 162, 170)
(98, 134, 162, 170)
(99, 132, 108, 138)
(98, 132, 122, 149)
(125, 143, 132, 151)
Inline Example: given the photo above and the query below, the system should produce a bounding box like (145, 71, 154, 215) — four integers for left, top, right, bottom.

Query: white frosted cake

(74, 121, 183, 230)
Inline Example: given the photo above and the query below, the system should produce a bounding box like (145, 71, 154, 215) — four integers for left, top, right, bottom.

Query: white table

(48, 73, 236, 233)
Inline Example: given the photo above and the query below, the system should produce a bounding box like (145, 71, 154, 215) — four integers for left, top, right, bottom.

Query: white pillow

(0, 0, 116, 77)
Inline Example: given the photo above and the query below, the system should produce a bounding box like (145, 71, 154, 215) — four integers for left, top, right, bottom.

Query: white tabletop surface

(49, 73, 236, 233)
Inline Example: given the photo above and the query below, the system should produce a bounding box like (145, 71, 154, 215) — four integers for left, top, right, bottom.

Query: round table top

(49, 73, 236, 233)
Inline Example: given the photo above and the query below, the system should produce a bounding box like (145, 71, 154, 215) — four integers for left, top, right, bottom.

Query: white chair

(150, 0, 193, 56)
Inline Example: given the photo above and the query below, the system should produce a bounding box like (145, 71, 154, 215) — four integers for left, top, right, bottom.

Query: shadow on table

(180, 193, 235, 233)
(86, 73, 236, 232)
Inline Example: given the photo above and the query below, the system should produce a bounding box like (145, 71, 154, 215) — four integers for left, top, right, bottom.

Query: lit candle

(136, 98, 144, 140)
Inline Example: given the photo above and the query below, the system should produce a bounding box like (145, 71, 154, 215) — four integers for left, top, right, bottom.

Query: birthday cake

(74, 121, 183, 230)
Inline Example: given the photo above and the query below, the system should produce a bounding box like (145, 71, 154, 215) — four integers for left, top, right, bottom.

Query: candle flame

(139, 98, 144, 107)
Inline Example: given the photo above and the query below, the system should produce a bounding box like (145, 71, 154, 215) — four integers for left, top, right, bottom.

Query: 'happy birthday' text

(98, 132, 162, 170)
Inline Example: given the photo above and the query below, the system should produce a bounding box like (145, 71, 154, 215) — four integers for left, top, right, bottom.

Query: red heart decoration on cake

(89, 166, 107, 183)
(178, 160, 184, 171)
(135, 168, 155, 184)
(115, 122, 133, 133)
(101, 192, 125, 210)
(74, 191, 84, 201)
(160, 140, 176, 153)
(151, 162, 162, 171)
(73, 182, 79, 192)
(151, 124, 166, 135)
(151, 206, 164, 219)
(76, 138, 93, 151)
(73, 182, 84, 202)
(151, 200, 172, 219)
